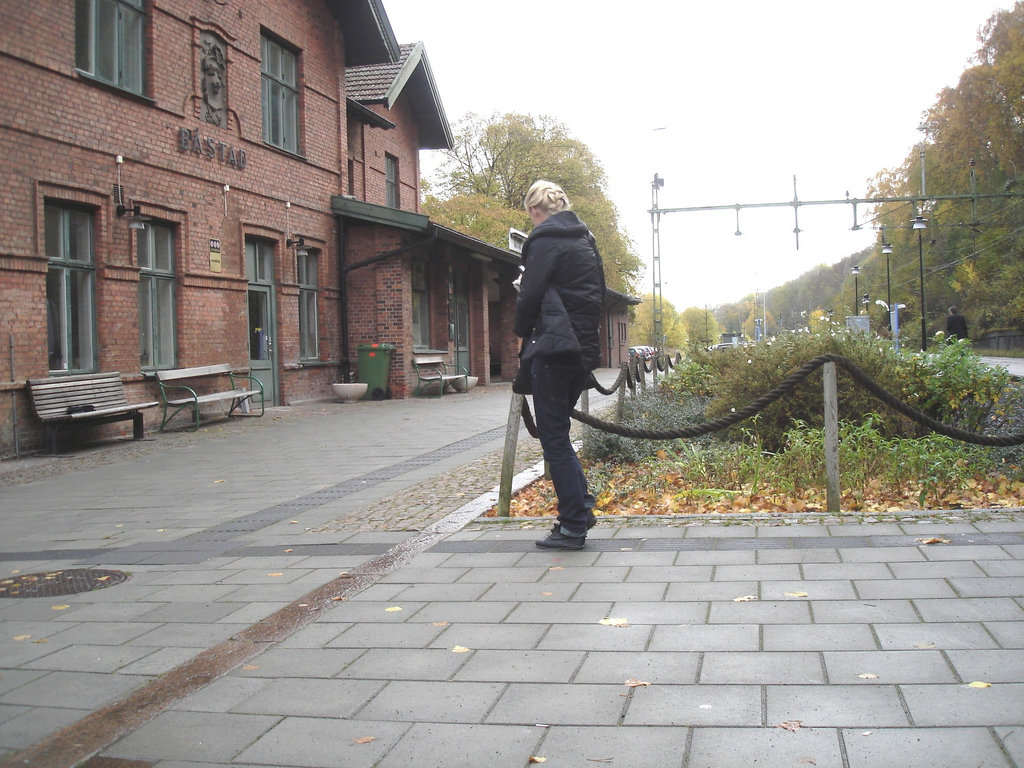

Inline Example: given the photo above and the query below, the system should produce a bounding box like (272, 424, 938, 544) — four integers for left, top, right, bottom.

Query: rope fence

(498, 352, 1024, 517)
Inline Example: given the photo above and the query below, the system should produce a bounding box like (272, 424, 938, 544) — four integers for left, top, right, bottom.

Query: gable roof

(328, 0, 400, 66)
(346, 42, 452, 150)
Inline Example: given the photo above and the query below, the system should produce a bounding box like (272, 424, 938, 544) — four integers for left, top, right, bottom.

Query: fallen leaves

(353, 736, 376, 744)
(857, 673, 879, 680)
(384, 606, 402, 612)
(451, 646, 471, 653)
(598, 617, 630, 627)
(733, 595, 758, 602)
(777, 720, 805, 732)
(624, 678, 650, 687)
(916, 537, 952, 545)
(968, 681, 992, 688)
(784, 591, 809, 598)
(528, 758, 546, 764)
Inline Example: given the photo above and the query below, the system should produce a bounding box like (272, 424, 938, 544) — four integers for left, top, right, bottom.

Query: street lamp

(881, 240, 893, 314)
(913, 215, 928, 350)
(850, 265, 861, 315)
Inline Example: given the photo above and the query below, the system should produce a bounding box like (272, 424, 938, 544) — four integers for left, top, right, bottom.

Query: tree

(632, 294, 685, 349)
(679, 305, 722, 351)
(424, 112, 643, 296)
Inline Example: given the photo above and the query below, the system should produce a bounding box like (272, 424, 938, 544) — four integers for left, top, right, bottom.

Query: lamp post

(850, 265, 861, 315)
(913, 215, 928, 350)
(881, 240, 893, 314)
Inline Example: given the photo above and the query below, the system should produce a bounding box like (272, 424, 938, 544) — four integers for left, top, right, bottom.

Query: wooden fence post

(496, 393, 524, 517)
(823, 361, 841, 514)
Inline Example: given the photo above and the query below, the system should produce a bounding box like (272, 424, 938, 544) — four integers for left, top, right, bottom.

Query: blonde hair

(524, 180, 571, 214)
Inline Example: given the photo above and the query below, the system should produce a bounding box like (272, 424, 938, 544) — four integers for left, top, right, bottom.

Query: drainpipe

(337, 223, 438, 383)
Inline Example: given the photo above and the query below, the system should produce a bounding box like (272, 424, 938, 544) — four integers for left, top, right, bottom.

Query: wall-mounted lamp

(287, 236, 310, 257)
(114, 154, 149, 230)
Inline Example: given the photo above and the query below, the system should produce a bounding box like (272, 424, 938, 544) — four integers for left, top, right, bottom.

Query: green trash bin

(356, 343, 395, 400)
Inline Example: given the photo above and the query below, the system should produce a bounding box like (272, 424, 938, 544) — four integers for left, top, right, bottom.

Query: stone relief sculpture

(200, 32, 227, 127)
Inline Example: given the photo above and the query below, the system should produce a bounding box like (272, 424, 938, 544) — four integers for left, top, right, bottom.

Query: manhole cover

(0, 569, 129, 598)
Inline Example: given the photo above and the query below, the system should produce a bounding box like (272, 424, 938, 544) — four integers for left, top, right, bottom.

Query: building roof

(327, 0, 400, 66)
(346, 42, 452, 150)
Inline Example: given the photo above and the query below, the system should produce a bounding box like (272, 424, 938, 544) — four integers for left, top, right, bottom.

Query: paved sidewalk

(0, 372, 1022, 768)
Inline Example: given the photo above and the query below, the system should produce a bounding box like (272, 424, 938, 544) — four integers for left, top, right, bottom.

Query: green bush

(691, 327, 1011, 451)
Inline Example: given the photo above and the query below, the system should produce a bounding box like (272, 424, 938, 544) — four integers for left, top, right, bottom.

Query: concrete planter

(331, 382, 368, 403)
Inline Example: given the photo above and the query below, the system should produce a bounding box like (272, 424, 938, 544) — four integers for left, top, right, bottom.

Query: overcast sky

(384, 1, 1010, 310)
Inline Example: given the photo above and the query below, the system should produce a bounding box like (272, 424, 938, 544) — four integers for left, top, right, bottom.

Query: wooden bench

(27, 372, 159, 454)
(155, 363, 264, 431)
(412, 354, 468, 397)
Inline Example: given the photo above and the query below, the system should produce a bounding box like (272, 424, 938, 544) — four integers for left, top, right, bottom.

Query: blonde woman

(514, 180, 606, 549)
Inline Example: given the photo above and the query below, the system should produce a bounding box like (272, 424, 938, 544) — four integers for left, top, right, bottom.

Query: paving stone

(901, 682, 1024, 726)
(873, 621, 999, 650)
(914, 597, 1023, 623)
(234, 716, 410, 768)
(623, 684, 761, 726)
(0, 670, 142, 710)
(327, 622, 446, 649)
(889, 560, 986, 578)
(0, 706, 83, 751)
(842, 726, 1013, 768)
(375, 722, 541, 768)
(996, 725, 1024, 767)
(608, 601, 709, 625)
(714, 563, 802, 581)
(700, 651, 825, 684)
(231, 677, 382, 717)
(666, 580, 758, 601)
(574, 581, 668, 602)
(650, 624, 760, 652)
(811, 599, 919, 624)
(709, 599, 812, 624)
(802, 562, 893, 580)
(504, 601, 614, 625)
(945, 649, 1024, 683)
(949, 576, 1024, 597)
(757, 548, 841, 563)
(480, 582, 579, 602)
(21, 644, 157, 673)
(411, 600, 519, 624)
(574, 651, 700, 685)
(625, 565, 714, 582)
(232, 647, 365, 678)
(536, 724, 689, 767)
(854, 578, 955, 599)
(538, 623, 652, 652)
(688, 726, 843, 768)
(455, 650, 585, 683)
(356, 680, 504, 722)
(822, 650, 955, 684)
(763, 624, 878, 652)
(677, 550, 757, 565)
(430, 622, 549, 651)
(336, 648, 468, 681)
(104, 710, 280, 763)
(485, 682, 626, 726)
(767, 685, 909, 727)
(985, 621, 1024, 648)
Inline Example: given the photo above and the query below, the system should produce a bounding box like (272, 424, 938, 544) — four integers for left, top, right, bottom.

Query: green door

(245, 240, 277, 405)
(452, 268, 470, 374)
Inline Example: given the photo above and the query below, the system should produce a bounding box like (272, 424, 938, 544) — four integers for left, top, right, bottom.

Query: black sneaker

(535, 527, 586, 550)
(586, 509, 597, 529)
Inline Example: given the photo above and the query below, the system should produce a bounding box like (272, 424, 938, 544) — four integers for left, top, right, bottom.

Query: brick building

(0, 0, 635, 457)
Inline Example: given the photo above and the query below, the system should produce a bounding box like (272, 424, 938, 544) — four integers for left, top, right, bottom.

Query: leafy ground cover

(488, 333, 1024, 521)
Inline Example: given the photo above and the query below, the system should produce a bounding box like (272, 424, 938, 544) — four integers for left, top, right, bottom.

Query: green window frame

(411, 260, 430, 349)
(261, 35, 299, 153)
(45, 203, 96, 373)
(75, 0, 145, 95)
(386, 154, 399, 208)
(137, 221, 176, 369)
(297, 250, 318, 360)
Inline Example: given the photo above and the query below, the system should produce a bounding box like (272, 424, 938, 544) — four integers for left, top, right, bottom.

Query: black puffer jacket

(514, 210, 606, 370)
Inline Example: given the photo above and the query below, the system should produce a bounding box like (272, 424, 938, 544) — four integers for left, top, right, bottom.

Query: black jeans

(530, 358, 594, 536)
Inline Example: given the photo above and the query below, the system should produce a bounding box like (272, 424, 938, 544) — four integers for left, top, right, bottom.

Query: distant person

(945, 306, 968, 341)
(514, 180, 605, 550)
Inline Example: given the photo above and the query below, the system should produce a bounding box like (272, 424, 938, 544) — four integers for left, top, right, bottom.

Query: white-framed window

(385, 154, 399, 208)
(45, 203, 96, 373)
(75, 0, 145, 94)
(411, 260, 430, 348)
(297, 250, 318, 360)
(137, 221, 176, 369)
(261, 34, 298, 153)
